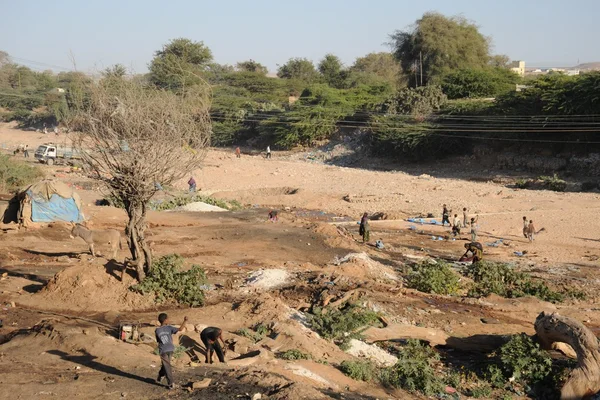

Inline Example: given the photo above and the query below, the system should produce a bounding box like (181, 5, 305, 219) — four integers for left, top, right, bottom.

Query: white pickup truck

(34, 143, 82, 165)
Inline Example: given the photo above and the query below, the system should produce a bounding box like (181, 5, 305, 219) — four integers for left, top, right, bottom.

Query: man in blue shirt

(155, 313, 187, 389)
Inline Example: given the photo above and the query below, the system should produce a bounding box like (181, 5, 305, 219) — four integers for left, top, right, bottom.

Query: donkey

(70, 223, 122, 260)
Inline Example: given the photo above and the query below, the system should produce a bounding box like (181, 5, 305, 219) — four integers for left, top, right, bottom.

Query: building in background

(510, 61, 526, 77)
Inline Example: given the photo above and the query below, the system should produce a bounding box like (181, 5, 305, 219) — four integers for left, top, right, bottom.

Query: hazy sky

(1, 0, 598, 74)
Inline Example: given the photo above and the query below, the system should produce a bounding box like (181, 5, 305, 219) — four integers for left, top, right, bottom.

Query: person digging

(460, 242, 483, 264)
(200, 327, 227, 364)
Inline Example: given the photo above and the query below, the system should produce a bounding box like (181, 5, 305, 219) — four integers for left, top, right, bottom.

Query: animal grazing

(70, 223, 122, 259)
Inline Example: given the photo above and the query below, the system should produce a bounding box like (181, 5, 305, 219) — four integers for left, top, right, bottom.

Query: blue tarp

(29, 191, 83, 223)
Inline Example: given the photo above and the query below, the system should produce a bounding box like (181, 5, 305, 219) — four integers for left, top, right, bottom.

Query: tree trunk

(125, 201, 150, 281)
(534, 312, 600, 400)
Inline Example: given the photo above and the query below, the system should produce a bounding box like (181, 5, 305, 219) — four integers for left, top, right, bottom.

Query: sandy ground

(1, 122, 600, 399)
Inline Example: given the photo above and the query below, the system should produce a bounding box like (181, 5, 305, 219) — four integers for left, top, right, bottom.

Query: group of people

(155, 313, 226, 389)
(442, 205, 479, 242)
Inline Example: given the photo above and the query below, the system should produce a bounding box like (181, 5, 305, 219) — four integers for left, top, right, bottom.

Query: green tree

(390, 12, 491, 86)
(102, 64, 127, 79)
(318, 53, 344, 88)
(277, 58, 318, 82)
(149, 38, 213, 89)
(236, 60, 268, 75)
(489, 54, 511, 68)
(351, 52, 401, 86)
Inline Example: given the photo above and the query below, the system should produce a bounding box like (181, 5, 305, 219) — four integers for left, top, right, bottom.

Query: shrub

(496, 334, 552, 385)
(277, 349, 312, 361)
(0, 154, 43, 192)
(307, 303, 382, 349)
(408, 260, 460, 295)
(380, 339, 444, 396)
(469, 382, 493, 398)
(538, 174, 567, 192)
(340, 360, 377, 382)
(235, 323, 270, 343)
(131, 254, 207, 306)
(441, 67, 520, 99)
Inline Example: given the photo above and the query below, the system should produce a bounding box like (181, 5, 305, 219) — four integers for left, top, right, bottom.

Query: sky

(1, 0, 599, 74)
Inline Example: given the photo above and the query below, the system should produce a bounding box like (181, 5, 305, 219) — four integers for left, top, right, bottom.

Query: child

(522, 216, 529, 239)
(452, 214, 462, 237)
(463, 207, 468, 227)
(155, 313, 188, 389)
(442, 204, 451, 226)
(527, 220, 536, 242)
(187, 177, 196, 193)
(470, 215, 479, 242)
(359, 213, 370, 243)
(235, 147, 241, 158)
(268, 210, 278, 222)
(200, 327, 227, 364)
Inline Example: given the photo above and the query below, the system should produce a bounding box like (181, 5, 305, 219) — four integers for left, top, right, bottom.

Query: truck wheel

(47, 158, 54, 166)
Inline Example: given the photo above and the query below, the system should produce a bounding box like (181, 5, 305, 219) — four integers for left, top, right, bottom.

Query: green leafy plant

(408, 260, 460, 295)
(307, 303, 382, 349)
(173, 345, 189, 359)
(380, 339, 444, 396)
(340, 360, 377, 382)
(235, 323, 270, 343)
(469, 382, 493, 398)
(495, 334, 552, 384)
(277, 349, 312, 361)
(131, 254, 207, 306)
(538, 174, 567, 192)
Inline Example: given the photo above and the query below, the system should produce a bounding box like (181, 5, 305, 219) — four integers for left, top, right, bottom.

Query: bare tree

(70, 77, 211, 280)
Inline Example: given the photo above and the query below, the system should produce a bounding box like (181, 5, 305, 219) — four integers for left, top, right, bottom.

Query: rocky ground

(1, 122, 600, 399)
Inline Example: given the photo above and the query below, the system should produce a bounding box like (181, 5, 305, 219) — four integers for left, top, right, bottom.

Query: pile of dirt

(19, 262, 155, 312)
(245, 269, 291, 290)
(332, 253, 399, 282)
(345, 338, 398, 367)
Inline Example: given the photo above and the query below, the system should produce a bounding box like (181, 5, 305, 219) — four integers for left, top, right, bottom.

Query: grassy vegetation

(131, 254, 208, 306)
(235, 323, 271, 343)
(277, 349, 312, 361)
(407, 260, 460, 295)
(0, 154, 43, 192)
(307, 303, 382, 349)
(150, 194, 242, 211)
(339, 360, 377, 382)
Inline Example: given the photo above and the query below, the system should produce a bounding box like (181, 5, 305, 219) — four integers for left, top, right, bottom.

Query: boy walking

(441, 204, 451, 226)
(155, 313, 187, 389)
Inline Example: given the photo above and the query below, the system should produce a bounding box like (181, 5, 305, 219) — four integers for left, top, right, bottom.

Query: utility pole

(420, 51, 423, 86)
(414, 60, 418, 87)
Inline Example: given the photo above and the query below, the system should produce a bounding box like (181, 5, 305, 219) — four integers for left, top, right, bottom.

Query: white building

(510, 61, 526, 77)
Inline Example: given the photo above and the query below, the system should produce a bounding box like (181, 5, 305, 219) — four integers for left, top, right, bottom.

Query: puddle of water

(293, 209, 353, 222)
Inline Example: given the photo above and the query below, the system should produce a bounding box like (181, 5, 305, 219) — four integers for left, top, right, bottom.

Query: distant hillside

(573, 62, 600, 70)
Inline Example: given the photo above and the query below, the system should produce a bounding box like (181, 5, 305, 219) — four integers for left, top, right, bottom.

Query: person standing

(155, 313, 188, 389)
(235, 147, 241, 158)
(452, 214, 462, 237)
(23, 144, 29, 158)
(359, 213, 370, 243)
(463, 208, 468, 227)
(527, 220, 536, 242)
(200, 327, 227, 364)
(470, 215, 479, 242)
(187, 176, 196, 193)
(522, 216, 529, 239)
(266, 145, 271, 159)
(441, 204, 451, 226)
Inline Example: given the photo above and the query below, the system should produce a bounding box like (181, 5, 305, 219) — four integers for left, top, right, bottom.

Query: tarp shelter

(7, 180, 85, 226)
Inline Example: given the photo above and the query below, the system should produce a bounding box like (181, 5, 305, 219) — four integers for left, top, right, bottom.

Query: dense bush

(379, 85, 447, 116)
(380, 339, 444, 395)
(131, 254, 208, 306)
(0, 154, 43, 192)
(407, 260, 460, 295)
(340, 360, 377, 382)
(442, 67, 520, 99)
(307, 303, 382, 349)
(464, 261, 564, 303)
